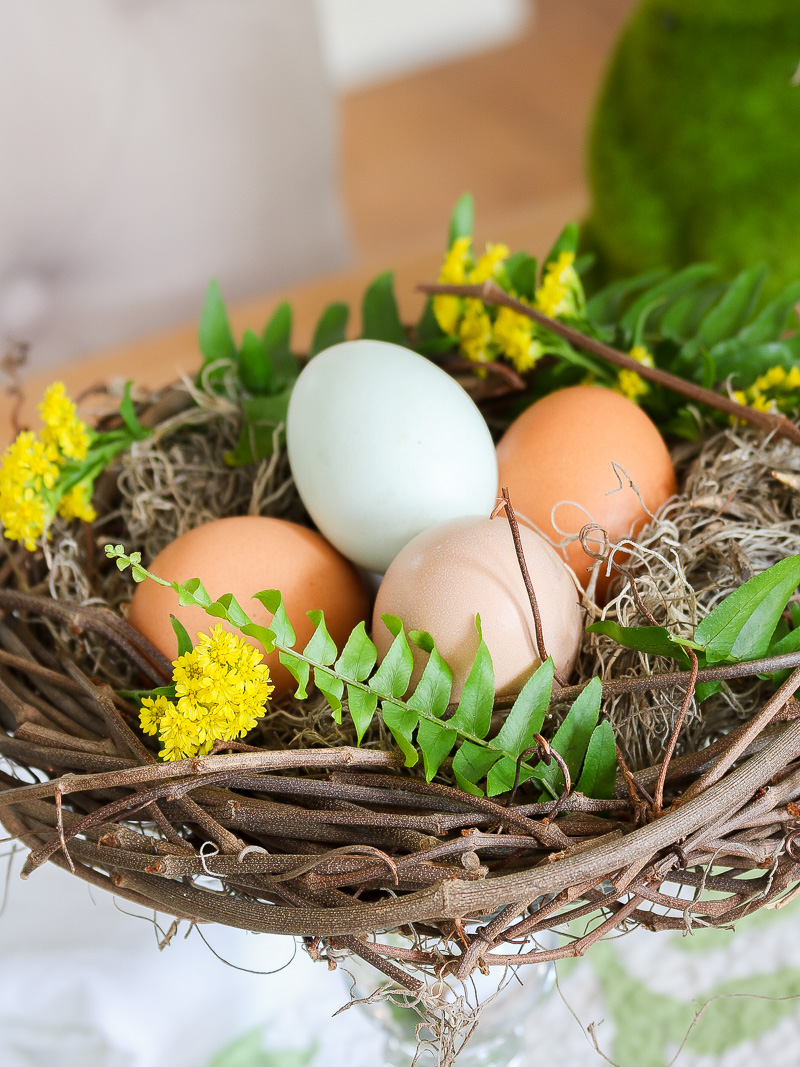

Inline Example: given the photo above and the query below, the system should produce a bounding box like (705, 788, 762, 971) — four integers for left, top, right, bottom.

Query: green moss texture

(583, 1, 800, 298)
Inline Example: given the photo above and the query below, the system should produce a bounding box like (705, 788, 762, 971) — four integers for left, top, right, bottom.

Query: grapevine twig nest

(2, 381, 800, 1032)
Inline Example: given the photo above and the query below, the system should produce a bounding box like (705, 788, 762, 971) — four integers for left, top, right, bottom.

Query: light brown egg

(128, 516, 370, 697)
(372, 515, 583, 700)
(496, 386, 677, 600)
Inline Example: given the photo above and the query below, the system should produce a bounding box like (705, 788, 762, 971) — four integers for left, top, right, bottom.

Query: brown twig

(492, 487, 568, 687)
(419, 279, 800, 446)
(653, 647, 699, 817)
(546, 648, 800, 709)
(679, 665, 800, 804)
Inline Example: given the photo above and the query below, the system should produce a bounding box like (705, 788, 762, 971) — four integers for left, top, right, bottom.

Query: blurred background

(0, 0, 636, 376)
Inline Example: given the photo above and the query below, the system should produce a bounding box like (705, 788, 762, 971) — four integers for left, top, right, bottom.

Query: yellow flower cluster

(534, 251, 583, 319)
(431, 240, 585, 375)
(140, 623, 274, 761)
(733, 364, 800, 415)
(432, 238, 509, 338)
(616, 344, 655, 403)
(0, 383, 95, 550)
(492, 306, 546, 374)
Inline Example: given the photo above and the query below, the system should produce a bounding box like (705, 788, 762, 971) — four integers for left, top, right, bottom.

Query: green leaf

(694, 265, 769, 350)
(199, 280, 236, 365)
(538, 678, 602, 796)
(348, 685, 379, 744)
(452, 740, 500, 796)
(695, 680, 723, 703)
(415, 297, 449, 346)
(371, 615, 414, 698)
(695, 554, 800, 665)
(262, 303, 297, 388)
(448, 193, 474, 247)
(335, 622, 377, 682)
(237, 328, 273, 395)
(761, 621, 800, 688)
(447, 616, 494, 740)
(310, 303, 349, 356)
(118, 685, 176, 704)
(660, 285, 727, 344)
(416, 719, 457, 782)
(239, 622, 276, 654)
(711, 339, 800, 385)
(174, 577, 213, 610)
(585, 269, 667, 327)
(118, 381, 149, 441)
(361, 272, 407, 347)
(509, 255, 539, 301)
(573, 252, 595, 276)
(314, 669, 345, 722)
(576, 720, 617, 799)
(736, 281, 800, 346)
(223, 390, 292, 466)
(381, 701, 419, 766)
(280, 652, 310, 700)
(303, 610, 338, 665)
(486, 754, 540, 797)
(205, 592, 252, 629)
(170, 616, 193, 658)
(587, 621, 692, 668)
(493, 658, 554, 758)
(407, 630, 455, 781)
(251, 590, 296, 648)
(407, 630, 453, 719)
(619, 264, 717, 339)
(542, 222, 579, 273)
(767, 623, 800, 659)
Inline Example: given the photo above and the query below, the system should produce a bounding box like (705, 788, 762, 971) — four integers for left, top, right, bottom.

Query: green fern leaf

(370, 615, 414, 698)
(576, 720, 617, 799)
(252, 590, 296, 647)
(335, 621, 378, 682)
(382, 702, 419, 766)
(447, 616, 494, 739)
(348, 685, 380, 744)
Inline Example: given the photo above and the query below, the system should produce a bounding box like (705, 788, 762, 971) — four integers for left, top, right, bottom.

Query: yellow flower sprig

(0, 380, 148, 552)
(431, 239, 586, 375)
(140, 623, 274, 761)
(0, 383, 95, 550)
(732, 365, 800, 418)
(615, 344, 656, 403)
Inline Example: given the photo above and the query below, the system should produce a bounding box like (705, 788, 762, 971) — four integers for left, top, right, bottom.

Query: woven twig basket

(1, 384, 799, 995)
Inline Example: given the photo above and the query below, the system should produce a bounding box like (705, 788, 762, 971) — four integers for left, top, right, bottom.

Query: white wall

(316, 0, 532, 90)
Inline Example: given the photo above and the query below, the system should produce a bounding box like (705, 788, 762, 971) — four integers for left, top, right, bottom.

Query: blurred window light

(315, 0, 532, 90)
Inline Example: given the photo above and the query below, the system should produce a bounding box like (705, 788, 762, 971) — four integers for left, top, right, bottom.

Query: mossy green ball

(582, 1, 800, 297)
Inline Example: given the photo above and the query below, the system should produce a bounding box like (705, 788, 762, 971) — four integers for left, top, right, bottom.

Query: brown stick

(492, 487, 567, 687)
(419, 279, 800, 446)
(680, 665, 800, 804)
(653, 647, 699, 817)
(547, 648, 800, 709)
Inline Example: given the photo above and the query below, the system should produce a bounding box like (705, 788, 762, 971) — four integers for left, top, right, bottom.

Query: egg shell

(128, 515, 370, 697)
(286, 339, 499, 572)
(372, 515, 583, 699)
(496, 386, 677, 598)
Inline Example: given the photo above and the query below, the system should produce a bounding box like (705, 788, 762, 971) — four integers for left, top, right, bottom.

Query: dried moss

(575, 426, 800, 769)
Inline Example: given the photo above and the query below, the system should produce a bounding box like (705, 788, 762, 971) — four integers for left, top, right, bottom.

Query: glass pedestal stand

(340, 935, 556, 1066)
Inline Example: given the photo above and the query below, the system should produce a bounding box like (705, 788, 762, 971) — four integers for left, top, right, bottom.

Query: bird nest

(2, 379, 800, 1043)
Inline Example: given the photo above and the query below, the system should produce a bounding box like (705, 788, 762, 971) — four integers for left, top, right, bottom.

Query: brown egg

(372, 515, 583, 700)
(496, 386, 677, 599)
(128, 516, 370, 697)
